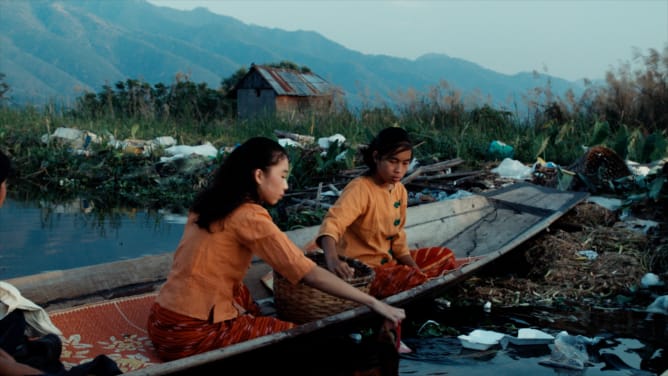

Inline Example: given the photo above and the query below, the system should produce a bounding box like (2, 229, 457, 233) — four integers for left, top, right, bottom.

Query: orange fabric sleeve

(316, 177, 369, 245)
(235, 205, 316, 285)
(316, 177, 410, 267)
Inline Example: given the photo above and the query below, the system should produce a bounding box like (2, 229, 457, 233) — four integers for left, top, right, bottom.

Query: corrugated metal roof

(254, 65, 332, 97)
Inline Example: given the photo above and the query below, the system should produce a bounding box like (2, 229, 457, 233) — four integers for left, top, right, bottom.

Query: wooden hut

(233, 64, 338, 120)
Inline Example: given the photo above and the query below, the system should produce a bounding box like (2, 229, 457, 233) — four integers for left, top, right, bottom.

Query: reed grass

(1, 47, 666, 214)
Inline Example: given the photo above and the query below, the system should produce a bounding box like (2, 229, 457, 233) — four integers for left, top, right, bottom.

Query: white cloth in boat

(0, 281, 62, 336)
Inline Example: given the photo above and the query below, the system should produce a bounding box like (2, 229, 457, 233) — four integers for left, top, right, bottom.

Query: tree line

(0, 61, 314, 123)
(0, 49, 666, 160)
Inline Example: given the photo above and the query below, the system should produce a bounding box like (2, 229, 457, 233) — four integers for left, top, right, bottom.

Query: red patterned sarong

(412, 246, 456, 278)
(370, 246, 455, 298)
(147, 284, 295, 361)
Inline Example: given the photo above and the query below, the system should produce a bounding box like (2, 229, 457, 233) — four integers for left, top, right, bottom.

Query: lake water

(0, 198, 185, 279)
(1, 198, 665, 375)
(397, 304, 667, 376)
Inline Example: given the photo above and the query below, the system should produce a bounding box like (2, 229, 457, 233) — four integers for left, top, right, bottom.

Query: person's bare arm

(0, 349, 43, 376)
(301, 265, 405, 326)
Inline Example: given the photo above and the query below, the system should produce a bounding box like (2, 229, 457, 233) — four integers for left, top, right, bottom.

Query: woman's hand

(319, 235, 355, 279)
(369, 298, 405, 327)
(326, 256, 355, 280)
(302, 266, 405, 326)
(397, 254, 421, 271)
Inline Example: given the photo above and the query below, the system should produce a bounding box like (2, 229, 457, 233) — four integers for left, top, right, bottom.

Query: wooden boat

(6, 182, 588, 375)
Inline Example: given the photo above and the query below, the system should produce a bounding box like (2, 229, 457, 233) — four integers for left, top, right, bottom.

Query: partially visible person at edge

(0, 150, 8, 208)
(0, 151, 122, 376)
(0, 151, 42, 376)
(313, 127, 456, 299)
(146, 137, 405, 361)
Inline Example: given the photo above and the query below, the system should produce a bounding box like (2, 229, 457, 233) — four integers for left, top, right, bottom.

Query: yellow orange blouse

(316, 176, 409, 267)
(156, 203, 316, 323)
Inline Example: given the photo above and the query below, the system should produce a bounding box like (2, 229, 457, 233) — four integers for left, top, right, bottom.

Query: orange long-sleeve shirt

(156, 203, 315, 323)
(316, 176, 409, 267)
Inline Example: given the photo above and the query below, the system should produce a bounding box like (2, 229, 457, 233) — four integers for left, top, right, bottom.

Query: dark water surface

(1, 198, 665, 375)
(397, 304, 667, 375)
(0, 198, 184, 279)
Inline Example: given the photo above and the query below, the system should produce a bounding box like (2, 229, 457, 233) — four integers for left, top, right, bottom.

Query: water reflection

(0, 198, 185, 279)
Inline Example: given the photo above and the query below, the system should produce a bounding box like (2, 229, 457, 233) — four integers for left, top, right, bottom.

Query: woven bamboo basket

(273, 252, 375, 324)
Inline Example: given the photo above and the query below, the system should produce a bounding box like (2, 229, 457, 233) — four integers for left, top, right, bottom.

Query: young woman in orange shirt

(146, 137, 405, 361)
(315, 127, 456, 298)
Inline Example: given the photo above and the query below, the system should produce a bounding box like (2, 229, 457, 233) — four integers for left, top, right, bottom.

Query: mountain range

(0, 0, 584, 111)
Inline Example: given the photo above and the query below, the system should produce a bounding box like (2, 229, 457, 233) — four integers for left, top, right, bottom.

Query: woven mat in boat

(49, 293, 161, 373)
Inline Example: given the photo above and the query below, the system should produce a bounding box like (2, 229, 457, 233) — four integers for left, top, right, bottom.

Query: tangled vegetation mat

(444, 199, 668, 311)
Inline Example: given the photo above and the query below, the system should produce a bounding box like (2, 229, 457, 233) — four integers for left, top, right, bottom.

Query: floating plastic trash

(458, 329, 506, 351)
(646, 295, 668, 315)
(577, 250, 598, 260)
(164, 142, 218, 159)
(641, 273, 663, 288)
(416, 320, 443, 337)
(586, 196, 623, 211)
(491, 158, 533, 180)
(501, 328, 555, 348)
(488, 140, 514, 159)
(278, 138, 302, 148)
(624, 218, 660, 235)
(318, 134, 346, 149)
(539, 331, 599, 370)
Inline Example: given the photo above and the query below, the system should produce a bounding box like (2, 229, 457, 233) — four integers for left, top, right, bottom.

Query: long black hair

(191, 137, 288, 231)
(361, 127, 413, 175)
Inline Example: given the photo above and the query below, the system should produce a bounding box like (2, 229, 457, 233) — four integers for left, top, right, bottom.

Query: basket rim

(275, 251, 375, 285)
(273, 252, 374, 323)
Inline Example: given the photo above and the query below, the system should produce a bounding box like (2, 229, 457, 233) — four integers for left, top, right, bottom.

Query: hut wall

(236, 69, 334, 120)
(237, 88, 276, 119)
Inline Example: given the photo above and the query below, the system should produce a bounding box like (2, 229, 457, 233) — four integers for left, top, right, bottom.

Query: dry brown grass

(446, 199, 665, 310)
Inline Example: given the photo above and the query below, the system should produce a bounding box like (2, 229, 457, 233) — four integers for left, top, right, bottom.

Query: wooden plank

(287, 194, 493, 253)
(405, 194, 489, 227)
(123, 304, 376, 376)
(444, 209, 543, 257)
(401, 158, 464, 185)
(406, 205, 495, 251)
(484, 182, 588, 212)
(411, 170, 483, 182)
(7, 253, 173, 308)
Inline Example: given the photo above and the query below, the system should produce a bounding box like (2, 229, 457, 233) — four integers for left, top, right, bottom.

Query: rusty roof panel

(254, 66, 331, 96)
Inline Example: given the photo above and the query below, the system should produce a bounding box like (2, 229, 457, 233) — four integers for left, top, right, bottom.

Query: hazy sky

(148, 0, 667, 81)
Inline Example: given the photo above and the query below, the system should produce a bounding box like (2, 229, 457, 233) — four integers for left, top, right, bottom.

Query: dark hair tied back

(191, 137, 287, 231)
(361, 127, 412, 173)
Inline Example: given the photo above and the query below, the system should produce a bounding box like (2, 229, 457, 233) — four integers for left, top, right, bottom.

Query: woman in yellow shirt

(316, 127, 455, 298)
(147, 137, 405, 361)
